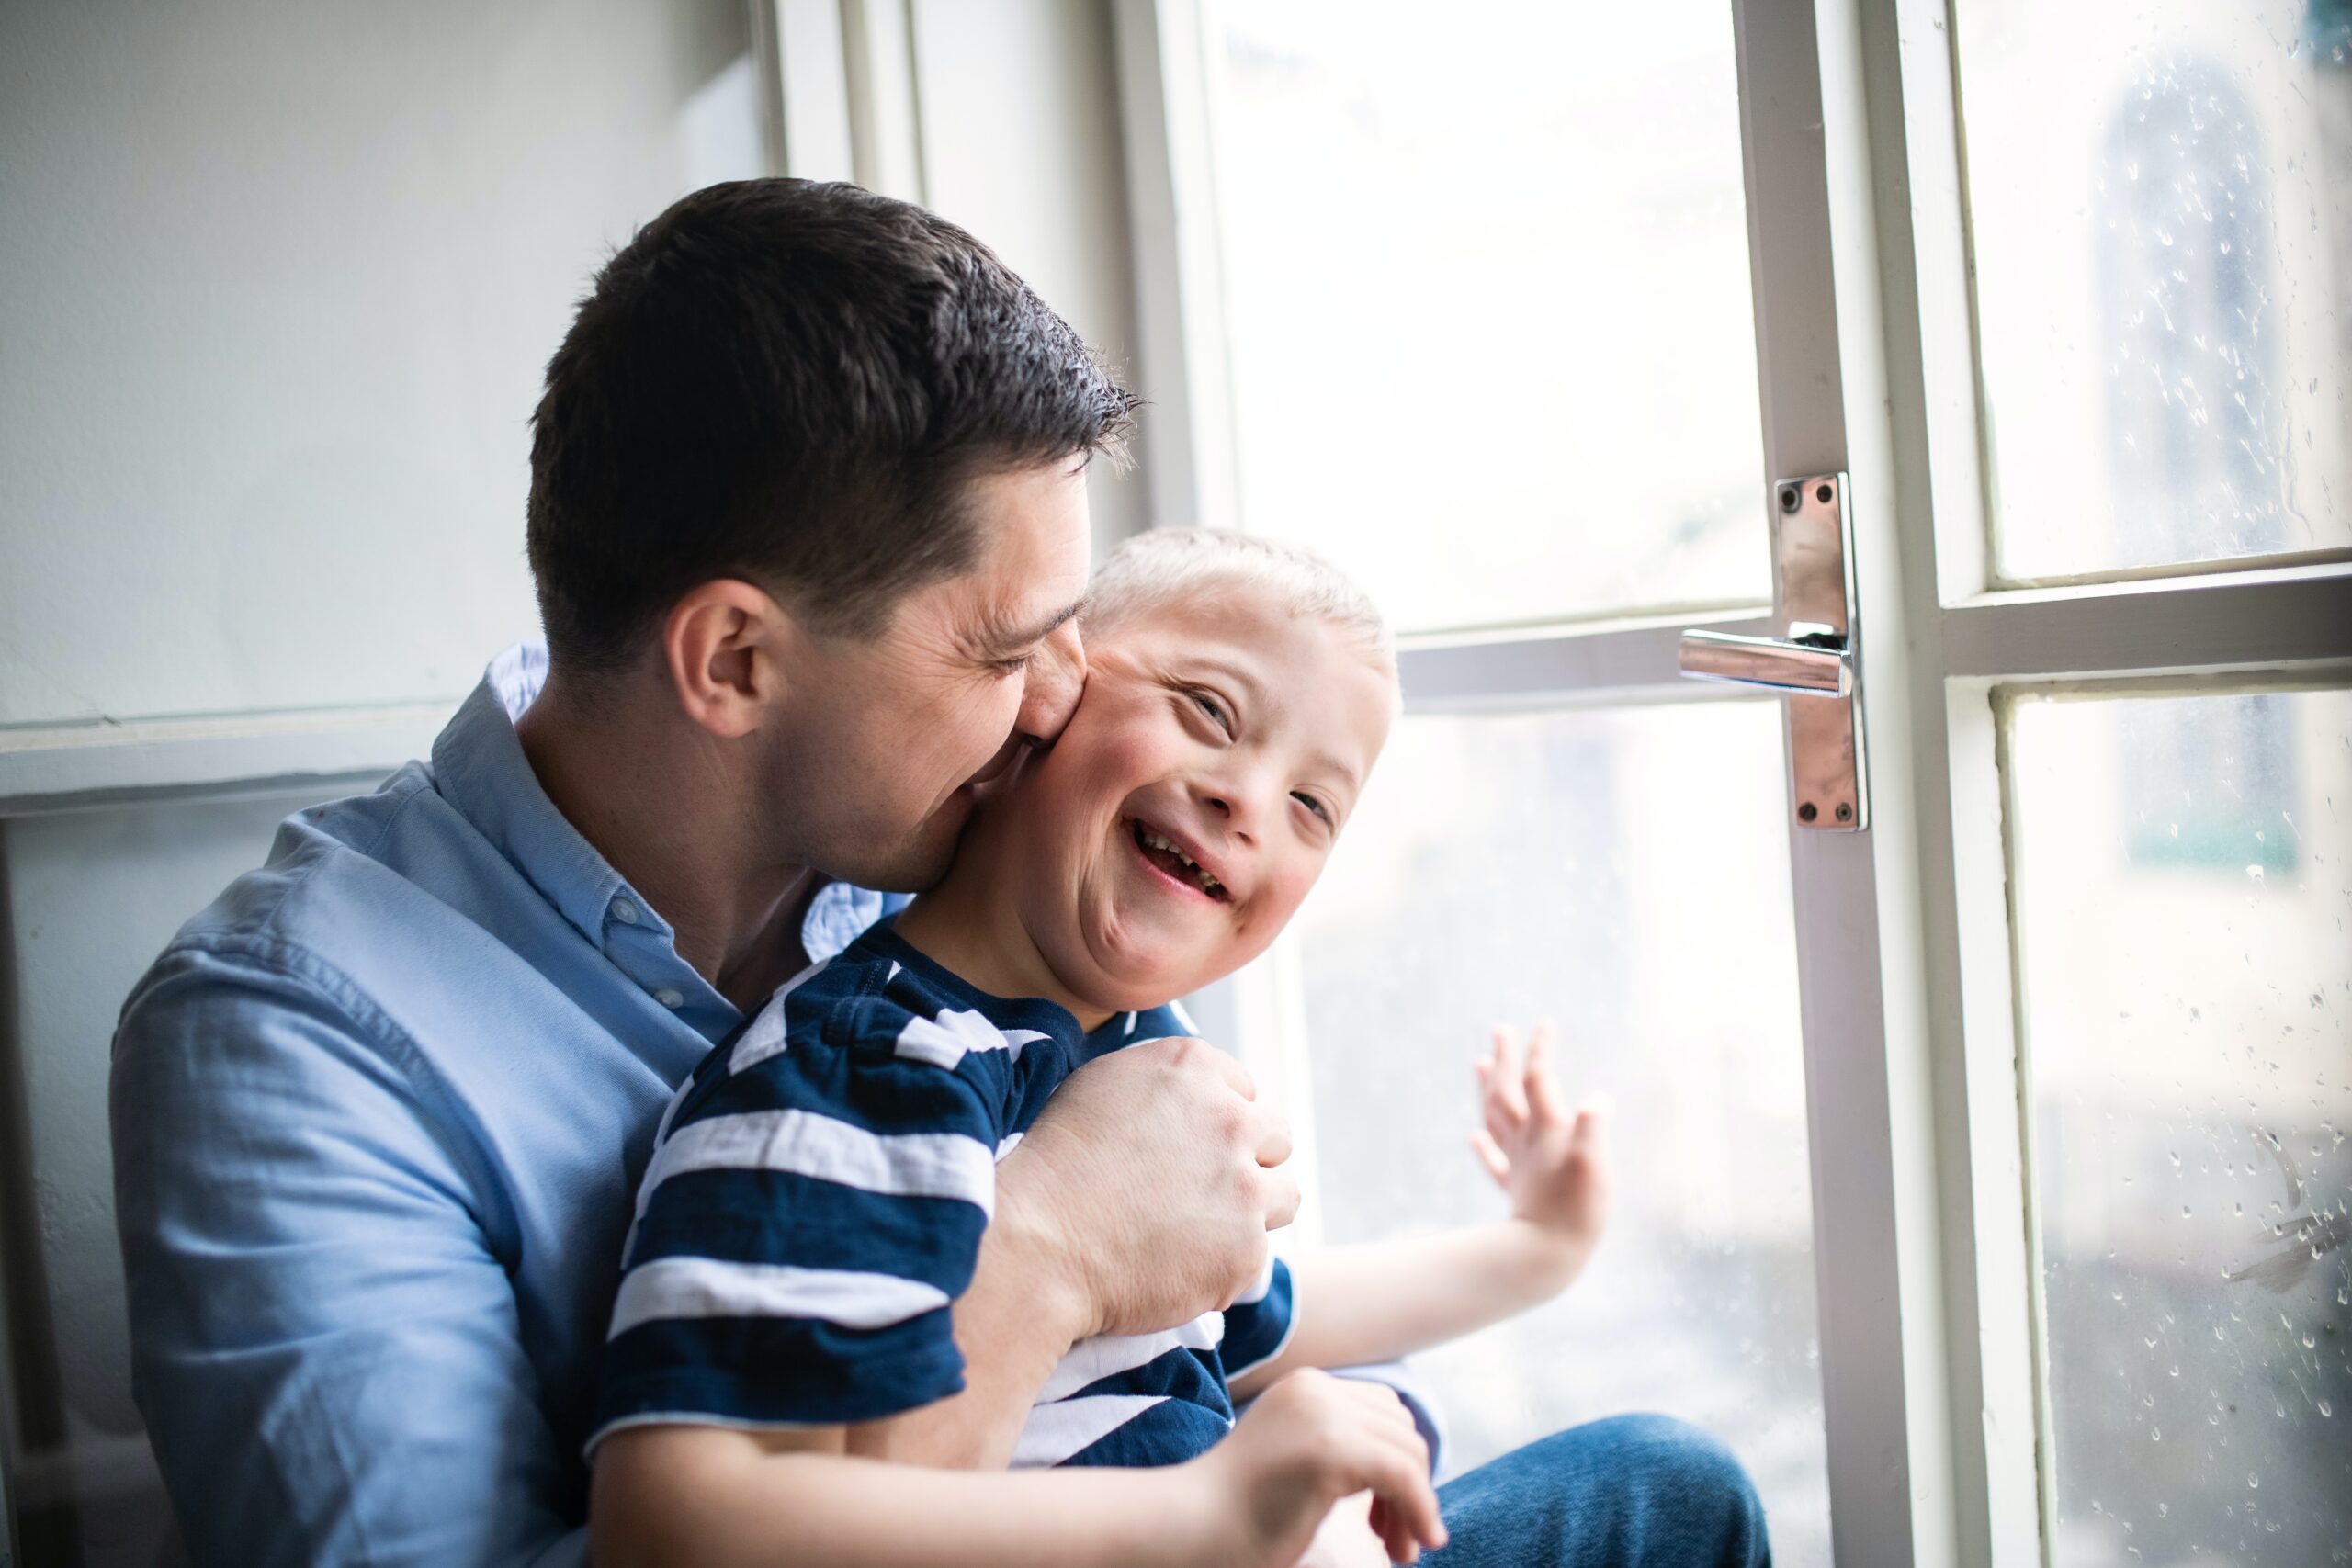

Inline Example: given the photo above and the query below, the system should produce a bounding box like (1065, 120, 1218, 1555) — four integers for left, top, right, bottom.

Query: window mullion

(1942, 568, 2352, 682)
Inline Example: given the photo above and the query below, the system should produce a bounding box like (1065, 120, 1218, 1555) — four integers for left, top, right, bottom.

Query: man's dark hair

(526, 178, 1136, 675)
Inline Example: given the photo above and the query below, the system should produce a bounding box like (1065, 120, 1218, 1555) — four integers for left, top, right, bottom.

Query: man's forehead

(973, 592, 1085, 656)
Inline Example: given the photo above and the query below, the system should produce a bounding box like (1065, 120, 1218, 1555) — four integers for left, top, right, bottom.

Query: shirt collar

(432, 644, 641, 950)
(430, 643, 898, 982)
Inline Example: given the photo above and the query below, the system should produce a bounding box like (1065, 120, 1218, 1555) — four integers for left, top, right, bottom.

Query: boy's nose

(1197, 784, 1261, 843)
(1015, 619, 1087, 746)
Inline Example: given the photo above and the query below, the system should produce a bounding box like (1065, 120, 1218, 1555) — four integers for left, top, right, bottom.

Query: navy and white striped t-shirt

(590, 919, 1296, 1467)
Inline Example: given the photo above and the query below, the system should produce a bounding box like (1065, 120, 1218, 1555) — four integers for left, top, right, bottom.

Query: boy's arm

(594, 1371, 1446, 1568)
(1232, 1024, 1611, 1396)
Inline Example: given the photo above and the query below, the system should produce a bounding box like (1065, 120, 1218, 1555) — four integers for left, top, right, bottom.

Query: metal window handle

(1678, 473, 1870, 830)
(1678, 629, 1849, 695)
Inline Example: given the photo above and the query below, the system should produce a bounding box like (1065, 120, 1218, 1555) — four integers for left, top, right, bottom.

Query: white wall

(0, 0, 761, 728)
(909, 0, 1148, 554)
(0, 0, 752, 1558)
(0, 4, 1151, 1561)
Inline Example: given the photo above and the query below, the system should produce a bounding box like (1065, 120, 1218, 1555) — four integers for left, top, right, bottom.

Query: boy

(589, 530, 1611, 1568)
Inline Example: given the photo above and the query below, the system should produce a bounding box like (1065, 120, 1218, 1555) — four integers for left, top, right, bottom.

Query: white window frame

(1113, 3, 2352, 1566)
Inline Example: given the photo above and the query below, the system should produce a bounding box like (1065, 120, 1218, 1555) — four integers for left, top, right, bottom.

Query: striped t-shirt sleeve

(1219, 1256, 1297, 1380)
(590, 991, 1010, 1448)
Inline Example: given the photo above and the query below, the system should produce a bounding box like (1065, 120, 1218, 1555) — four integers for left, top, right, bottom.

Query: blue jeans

(1422, 1414, 1771, 1568)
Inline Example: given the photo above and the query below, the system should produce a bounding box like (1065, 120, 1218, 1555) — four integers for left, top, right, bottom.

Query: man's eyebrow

(981, 597, 1086, 657)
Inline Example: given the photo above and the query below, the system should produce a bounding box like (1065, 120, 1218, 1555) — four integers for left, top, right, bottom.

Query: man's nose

(1016, 620, 1087, 746)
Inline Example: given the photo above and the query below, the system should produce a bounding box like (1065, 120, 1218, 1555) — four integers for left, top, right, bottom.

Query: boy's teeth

(1136, 821, 1223, 896)
(1144, 829, 1195, 868)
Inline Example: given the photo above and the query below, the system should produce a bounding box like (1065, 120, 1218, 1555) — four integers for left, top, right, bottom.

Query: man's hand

(996, 1036, 1298, 1339)
(1471, 1021, 1611, 1276)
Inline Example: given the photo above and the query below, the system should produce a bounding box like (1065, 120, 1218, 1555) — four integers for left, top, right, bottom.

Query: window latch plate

(1678, 473, 1870, 831)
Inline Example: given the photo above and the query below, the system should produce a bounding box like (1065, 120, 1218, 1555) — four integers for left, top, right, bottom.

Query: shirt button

(654, 988, 684, 1010)
(611, 899, 639, 925)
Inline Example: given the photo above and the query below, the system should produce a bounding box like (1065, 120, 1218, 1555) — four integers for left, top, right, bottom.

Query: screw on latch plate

(1677, 472, 1871, 833)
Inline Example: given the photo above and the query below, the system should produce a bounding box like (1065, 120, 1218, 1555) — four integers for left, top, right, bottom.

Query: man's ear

(660, 579, 794, 739)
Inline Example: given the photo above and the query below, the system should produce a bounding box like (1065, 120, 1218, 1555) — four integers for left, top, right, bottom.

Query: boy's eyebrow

(978, 597, 1086, 659)
(1188, 653, 1366, 791)
(1311, 747, 1366, 794)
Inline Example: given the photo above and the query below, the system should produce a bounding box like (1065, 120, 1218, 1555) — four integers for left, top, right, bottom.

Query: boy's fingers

(1358, 1392, 1442, 1547)
(1481, 1096, 1517, 1154)
(1577, 1100, 1614, 1163)
(1376, 1457, 1445, 1555)
(1524, 1047, 1570, 1127)
(1488, 1028, 1529, 1125)
(1469, 1129, 1511, 1186)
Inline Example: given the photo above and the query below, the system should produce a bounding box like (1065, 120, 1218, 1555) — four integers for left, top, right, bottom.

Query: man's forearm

(845, 1200, 1089, 1467)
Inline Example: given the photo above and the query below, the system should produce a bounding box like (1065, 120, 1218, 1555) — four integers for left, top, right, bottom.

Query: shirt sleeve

(111, 944, 582, 1568)
(1218, 1255, 1297, 1381)
(592, 989, 1011, 1446)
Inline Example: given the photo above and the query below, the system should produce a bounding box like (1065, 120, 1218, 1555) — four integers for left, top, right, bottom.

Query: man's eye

(1295, 792, 1334, 827)
(1190, 691, 1232, 731)
(994, 654, 1034, 676)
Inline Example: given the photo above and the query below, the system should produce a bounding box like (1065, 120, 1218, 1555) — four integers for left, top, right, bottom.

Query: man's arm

(112, 947, 582, 1568)
(842, 1036, 1299, 1469)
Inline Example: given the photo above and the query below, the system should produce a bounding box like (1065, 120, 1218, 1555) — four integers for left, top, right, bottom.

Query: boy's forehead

(1092, 595, 1395, 762)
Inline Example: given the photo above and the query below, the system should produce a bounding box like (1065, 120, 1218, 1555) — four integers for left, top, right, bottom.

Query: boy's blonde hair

(1083, 528, 1396, 680)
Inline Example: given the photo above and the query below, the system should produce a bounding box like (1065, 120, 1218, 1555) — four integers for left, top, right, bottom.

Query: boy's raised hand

(1471, 1022, 1611, 1271)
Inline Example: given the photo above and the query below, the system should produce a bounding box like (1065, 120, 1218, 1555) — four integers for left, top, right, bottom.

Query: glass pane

(1202, 3, 1769, 634)
(1274, 701, 1829, 1566)
(2009, 687, 2352, 1567)
(1958, 2, 2352, 582)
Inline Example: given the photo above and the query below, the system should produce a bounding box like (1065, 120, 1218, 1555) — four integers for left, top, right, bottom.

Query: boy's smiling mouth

(1124, 816, 1229, 901)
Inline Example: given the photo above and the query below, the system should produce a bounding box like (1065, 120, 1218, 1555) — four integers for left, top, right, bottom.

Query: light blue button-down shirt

(110, 646, 897, 1568)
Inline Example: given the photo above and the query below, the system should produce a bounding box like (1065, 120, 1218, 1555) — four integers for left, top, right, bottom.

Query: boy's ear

(661, 579, 795, 739)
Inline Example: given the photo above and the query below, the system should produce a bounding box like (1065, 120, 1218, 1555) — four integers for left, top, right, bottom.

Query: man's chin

(824, 813, 965, 896)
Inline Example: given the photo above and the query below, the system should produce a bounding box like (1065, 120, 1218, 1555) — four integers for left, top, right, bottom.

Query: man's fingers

(1200, 1043, 1258, 1100)
(1258, 1167, 1302, 1231)
(1252, 1105, 1294, 1169)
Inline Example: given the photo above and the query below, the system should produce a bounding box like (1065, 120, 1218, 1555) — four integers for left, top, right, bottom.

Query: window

(1957, 0, 2352, 581)
(2009, 686, 2351, 1566)
(1202, 0, 1768, 633)
(1122, 3, 2352, 1562)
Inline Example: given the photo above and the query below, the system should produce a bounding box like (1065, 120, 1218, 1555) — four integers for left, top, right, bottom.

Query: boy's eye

(1295, 791, 1334, 827)
(1189, 690, 1232, 731)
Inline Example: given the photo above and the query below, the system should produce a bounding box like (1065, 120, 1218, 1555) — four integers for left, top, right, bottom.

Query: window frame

(1114, 2, 2352, 1564)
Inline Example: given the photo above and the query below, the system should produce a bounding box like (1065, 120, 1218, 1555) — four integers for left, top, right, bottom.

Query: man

(112, 179, 1765, 1567)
